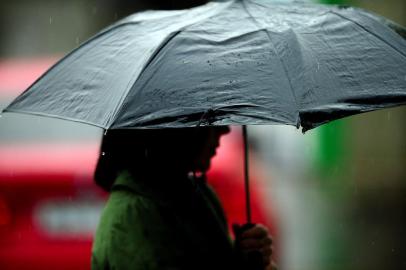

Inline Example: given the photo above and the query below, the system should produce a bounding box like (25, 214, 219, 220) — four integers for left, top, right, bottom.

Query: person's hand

(233, 223, 277, 270)
(266, 261, 278, 270)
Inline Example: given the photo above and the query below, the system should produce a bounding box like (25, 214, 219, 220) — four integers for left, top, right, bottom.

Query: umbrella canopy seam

(107, 30, 182, 128)
(2, 23, 145, 116)
(329, 10, 406, 58)
(241, 0, 300, 125)
(108, 0, 236, 128)
(358, 8, 406, 39)
(3, 108, 106, 129)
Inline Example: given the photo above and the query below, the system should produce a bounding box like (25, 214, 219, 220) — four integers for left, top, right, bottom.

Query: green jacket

(91, 171, 236, 270)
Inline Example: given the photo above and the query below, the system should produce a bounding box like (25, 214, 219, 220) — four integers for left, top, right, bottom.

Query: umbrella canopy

(3, 0, 406, 132)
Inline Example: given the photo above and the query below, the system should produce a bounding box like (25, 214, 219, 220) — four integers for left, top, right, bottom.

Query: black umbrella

(3, 0, 406, 223)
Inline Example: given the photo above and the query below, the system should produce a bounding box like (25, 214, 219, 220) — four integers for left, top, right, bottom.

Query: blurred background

(0, 0, 405, 269)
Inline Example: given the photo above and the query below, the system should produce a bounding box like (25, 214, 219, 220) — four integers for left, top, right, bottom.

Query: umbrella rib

(3, 108, 107, 129)
(241, 0, 300, 123)
(329, 10, 406, 58)
(360, 10, 406, 39)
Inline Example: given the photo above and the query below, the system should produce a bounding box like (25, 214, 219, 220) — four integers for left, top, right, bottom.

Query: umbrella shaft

(243, 125, 251, 224)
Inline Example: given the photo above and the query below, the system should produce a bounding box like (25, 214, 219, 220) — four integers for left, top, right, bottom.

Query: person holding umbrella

(91, 126, 276, 270)
(2, 0, 405, 269)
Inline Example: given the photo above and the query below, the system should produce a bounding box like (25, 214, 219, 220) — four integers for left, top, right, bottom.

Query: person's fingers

(262, 246, 273, 258)
(265, 261, 278, 270)
(236, 223, 277, 269)
(243, 236, 272, 248)
(239, 236, 272, 250)
(239, 232, 272, 249)
(239, 238, 263, 250)
(241, 224, 269, 239)
(261, 245, 273, 267)
(262, 236, 273, 246)
(263, 256, 271, 267)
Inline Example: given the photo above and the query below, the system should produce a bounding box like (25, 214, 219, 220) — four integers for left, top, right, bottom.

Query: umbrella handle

(242, 125, 251, 224)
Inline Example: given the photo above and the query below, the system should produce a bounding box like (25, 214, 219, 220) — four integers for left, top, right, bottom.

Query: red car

(0, 58, 277, 269)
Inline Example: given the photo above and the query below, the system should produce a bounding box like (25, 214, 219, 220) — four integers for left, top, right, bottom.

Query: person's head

(94, 126, 230, 191)
(192, 126, 230, 172)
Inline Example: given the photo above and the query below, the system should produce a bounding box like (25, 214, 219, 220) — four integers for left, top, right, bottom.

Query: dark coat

(91, 170, 237, 270)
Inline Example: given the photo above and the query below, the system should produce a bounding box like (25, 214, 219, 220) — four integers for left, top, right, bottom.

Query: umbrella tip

(296, 117, 301, 129)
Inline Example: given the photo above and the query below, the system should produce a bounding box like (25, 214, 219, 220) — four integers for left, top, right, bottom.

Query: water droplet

(49, 16, 53, 24)
(102, 152, 105, 156)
